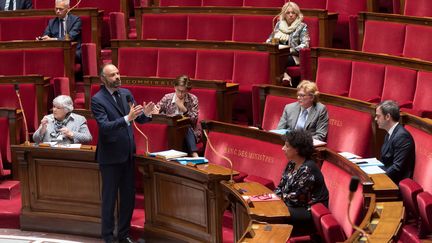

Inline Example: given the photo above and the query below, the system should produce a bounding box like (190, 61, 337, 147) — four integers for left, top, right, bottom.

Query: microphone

(201, 120, 235, 185)
(15, 84, 30, 146)
(126, 95, 149, 155)
(64, 0, 82, 41)
(347, 176, 369, 239)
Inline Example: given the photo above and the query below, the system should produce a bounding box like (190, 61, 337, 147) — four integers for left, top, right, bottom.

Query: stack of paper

(149, 149, 187, 160)
(350, 158, 384, 167)
(338, 152, 361, 160)
(360, 166, 386, 174)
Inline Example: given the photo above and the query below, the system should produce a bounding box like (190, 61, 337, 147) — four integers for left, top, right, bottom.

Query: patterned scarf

(274, 18, 302, 43)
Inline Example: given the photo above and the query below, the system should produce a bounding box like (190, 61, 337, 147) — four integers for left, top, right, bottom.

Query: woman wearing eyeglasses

(276, 80, 328, 141)
(153, 75, 200, 157)
(33, 95, 92, 144)
(275, 129, 328, 233)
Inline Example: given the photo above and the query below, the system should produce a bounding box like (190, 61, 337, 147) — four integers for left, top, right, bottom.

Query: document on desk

(338, 151, 361, 160)
(360, 165, 386, 175)
(350, 158, 384, 167)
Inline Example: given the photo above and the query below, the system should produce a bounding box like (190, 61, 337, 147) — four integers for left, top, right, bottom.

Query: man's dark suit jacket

(43, 14, 82, 60)
(0, 0, 32, 10)
(381, 123, 415, 184)
(91, 86, 150, 164)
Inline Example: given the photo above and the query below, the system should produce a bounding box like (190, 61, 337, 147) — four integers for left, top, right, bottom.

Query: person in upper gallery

(266, 1, 310, 86)
(276, 80, 328, 142)
(37, 0, 82, 61)
(0, 0, 32, 11)
(153, 75, 200, 157)
(92, 63, 156, 243)
(375, 100, 415, 184)
(275, 129, 328, 232)
(33, 95, 92, 144)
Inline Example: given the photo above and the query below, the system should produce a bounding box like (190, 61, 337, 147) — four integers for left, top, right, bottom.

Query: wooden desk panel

(239, 223, 292, 243)
(12, 144, 101, 237)
(136, 155, 234, 243)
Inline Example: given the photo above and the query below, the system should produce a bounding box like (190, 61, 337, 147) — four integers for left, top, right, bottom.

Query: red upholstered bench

(202, 121, 287, 189)
(188, 14, 233, 41)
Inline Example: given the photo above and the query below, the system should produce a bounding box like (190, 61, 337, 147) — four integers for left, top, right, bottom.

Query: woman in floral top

(275, 129, 328, 230)
(154, 75, 200, 157)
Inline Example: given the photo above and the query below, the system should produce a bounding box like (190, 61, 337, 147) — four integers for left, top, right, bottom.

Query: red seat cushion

(157, 48, 196, 78)
(141, 14, 187, 40)
(316, 57, 351, 96)
(188, 14, 233, 41)
(195, 50, 234, 81)
(232, 15, 274, 43)
(349, 61, 385, 102)
(320, 214, 347, 242)
(417, 192, 432, 234)
(311, 202, 331, 238)
(403, 25, 432, 62)
(362, 20, 405, 56)
(118, 48, 158, 76)
(261, 95, 297, 131)
(399, 178, 423, 219)
(381, 65, 417, 107)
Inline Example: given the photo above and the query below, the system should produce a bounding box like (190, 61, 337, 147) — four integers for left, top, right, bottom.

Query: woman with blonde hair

(266, 2, 310, 85)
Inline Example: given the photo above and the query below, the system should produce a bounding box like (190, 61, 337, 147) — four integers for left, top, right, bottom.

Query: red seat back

(405, 125, 432, 193)
(159, 0, 202, 6)
(195, 50, 234, 81)
(204, 131, 287, 188)
(293, 0, 326, 9)
(381, 66, 416, 106)
(403, 25, 432, 62)
(0, 50, 24, 75)
(117, 48, 158, 76)
(141, 14, 188, 40)
(262, 95, 297, 131)
(202, 0, 243, 6)
(404, 0, 432, 17)
(348, 61, 385, 102)
(232, 15, 274, 43)
(188, 15, 233, 41)
(0, 17, 50, 41)
(86, 117, 99, 146)
(417, 192, 432, 234)
(326, 104, 373, 157)
(25, 49, 66, 78)
(412, 71, 432, 115)
(243, 0, 285, 7)
(157, 48, 197, 78)
(0, 117, 11, 164)
(316, 57, 351, 96)
(134, 123, 169, 154)
(321, 161, 364, 238)
(362, 20, 405, 56)
(233, 51, 270, 87)
(303, 17, 319, 47)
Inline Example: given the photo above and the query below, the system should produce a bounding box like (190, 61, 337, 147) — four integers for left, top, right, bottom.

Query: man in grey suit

(277, 80, 328, 141)
(0, 0, 32, 11)
(375, 100, 415, 184)
(33, 95, 92, 144)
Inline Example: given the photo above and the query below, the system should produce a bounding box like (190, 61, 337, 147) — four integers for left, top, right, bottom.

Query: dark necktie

(8, 0, 14, 10)
(59, 19, 65, 39)
(113, 91, 125, 114)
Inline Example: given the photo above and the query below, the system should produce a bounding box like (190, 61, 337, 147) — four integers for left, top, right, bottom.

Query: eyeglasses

(297, 93, 312, 98)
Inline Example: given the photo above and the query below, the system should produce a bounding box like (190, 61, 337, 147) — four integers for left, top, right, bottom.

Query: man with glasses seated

(276, 80, 328, 141)
(153, 75, 200, 157)
(33, 95, 92, 144)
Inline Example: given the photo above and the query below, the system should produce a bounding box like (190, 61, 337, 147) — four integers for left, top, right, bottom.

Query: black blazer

(91, 86, 151, 165)
(0, 0, 32, 10)
(43, 14, 82, 59)
(381, 124, 415, 184)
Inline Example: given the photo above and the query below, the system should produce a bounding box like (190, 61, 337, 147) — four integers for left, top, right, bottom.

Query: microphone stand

(127, 99, 149, 156)
(202, 129, 235, 185)
(15, 85, 30, 146)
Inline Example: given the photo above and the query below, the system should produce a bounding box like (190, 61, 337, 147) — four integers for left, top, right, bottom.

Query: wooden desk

(136, 155, 235, 243)
(221, 181, 290, 242)
(239, 223, 292, 243)
(11, 144, 101, 237)
(370, 174, 400, 201)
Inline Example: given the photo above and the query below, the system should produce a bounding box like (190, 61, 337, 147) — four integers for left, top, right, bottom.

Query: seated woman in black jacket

(275, 129, 329, 231)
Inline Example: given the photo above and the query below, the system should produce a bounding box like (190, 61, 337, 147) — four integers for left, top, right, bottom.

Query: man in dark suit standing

(39, 0, 82, 61)
(92, 63, 156, 243)
(0, 0, 32, 10)
(376, 100, 415, 184)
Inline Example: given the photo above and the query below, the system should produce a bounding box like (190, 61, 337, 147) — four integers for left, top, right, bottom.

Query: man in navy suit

(92, 63, 156, 243)
(39, 0, 82, 61)
(376, 100, 415, 184)
(0, 0, 32, 10)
